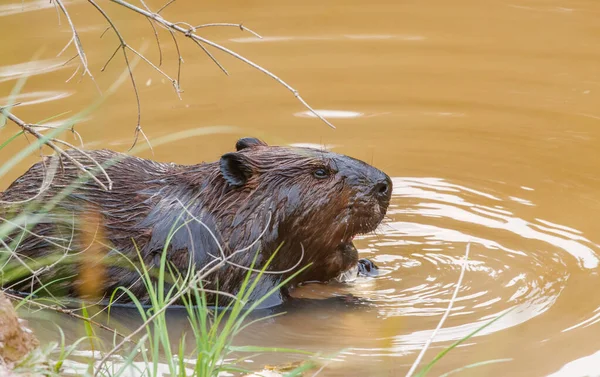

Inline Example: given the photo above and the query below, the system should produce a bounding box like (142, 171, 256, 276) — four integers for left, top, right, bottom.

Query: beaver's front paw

(357, 258, 379, 277)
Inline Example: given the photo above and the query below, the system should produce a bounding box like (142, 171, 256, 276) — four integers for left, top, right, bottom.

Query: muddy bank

(0, 292, 39, 375)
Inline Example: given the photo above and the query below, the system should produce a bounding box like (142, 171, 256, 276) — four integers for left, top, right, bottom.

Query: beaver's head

(216, 137, 392, 282)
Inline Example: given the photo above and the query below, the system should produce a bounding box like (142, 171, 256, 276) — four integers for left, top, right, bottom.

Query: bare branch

(30, 124, 85, 149)
(50, 138, 112, 183)
(0, 108, 112, 191)
(106, 0, 335, 128)
(44, 0, 333, 158)
(87, 0, 151, 151)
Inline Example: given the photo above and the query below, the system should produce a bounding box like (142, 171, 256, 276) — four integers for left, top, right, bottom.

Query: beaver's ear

(220, 152, 253, 186)
(235, 137, 268, 151)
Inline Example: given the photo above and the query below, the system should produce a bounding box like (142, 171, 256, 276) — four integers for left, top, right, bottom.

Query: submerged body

(0, 138, 392, 307)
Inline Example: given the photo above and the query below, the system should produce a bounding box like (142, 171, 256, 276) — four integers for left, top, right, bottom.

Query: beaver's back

(0, 150, 215, 300)
(1, 138, 392, 307)
(2, 149, 175, 199)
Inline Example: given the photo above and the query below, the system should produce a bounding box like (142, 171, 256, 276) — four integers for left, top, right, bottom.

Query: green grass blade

(0, 130, 24, 151)
(415, 308, 515, 377)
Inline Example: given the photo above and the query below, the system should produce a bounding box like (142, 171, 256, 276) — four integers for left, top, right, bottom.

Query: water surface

(2, 0, 600, 376)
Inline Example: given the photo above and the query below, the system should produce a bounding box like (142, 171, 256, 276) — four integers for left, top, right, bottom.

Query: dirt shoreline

(0, 292, 39, 375)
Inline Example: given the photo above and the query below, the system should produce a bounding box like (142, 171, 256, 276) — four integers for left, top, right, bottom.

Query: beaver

(0, 137, 392, 307)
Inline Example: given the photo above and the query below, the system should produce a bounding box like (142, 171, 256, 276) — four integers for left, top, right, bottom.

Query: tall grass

(88, 236, 315, 377)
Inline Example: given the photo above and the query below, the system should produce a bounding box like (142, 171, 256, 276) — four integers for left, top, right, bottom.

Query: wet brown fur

(0, 138, 392, 307)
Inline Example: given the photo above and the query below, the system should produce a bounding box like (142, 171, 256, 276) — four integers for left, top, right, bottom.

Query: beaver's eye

(313, 168, 329, 179)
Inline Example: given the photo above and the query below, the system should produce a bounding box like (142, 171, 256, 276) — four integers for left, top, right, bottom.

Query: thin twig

(0, 216, 73, 252)
(405, 243, 471, 377)
(0, 108, 112, 191)
(192, 23, 263, 39)
(100, 26, 111, 38)
(31, 124, 84, 149)
(100, 45, 121, 72)
(147, 18, 163, 67)
(51, 0, 61, 24)
(57, 37, 74, 57)
(137, 0, 163, 67)
(53, 0, 100, 93)
(190, 38, 229, 76)
(86, 0, 154, 153)
(65, 65, 81, 83)
(156, 0, 175, 14)
(127, 44, 181, 96)
(166, 28, 183, 87)
(50, 138, 113, 180)
(61, 54, 78, 67)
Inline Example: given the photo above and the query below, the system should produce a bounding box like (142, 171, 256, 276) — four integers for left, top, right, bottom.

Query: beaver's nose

(373, 176, 392, 201)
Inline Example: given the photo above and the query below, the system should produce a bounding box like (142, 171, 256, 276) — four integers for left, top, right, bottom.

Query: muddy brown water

(2, 0, 600, 376)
